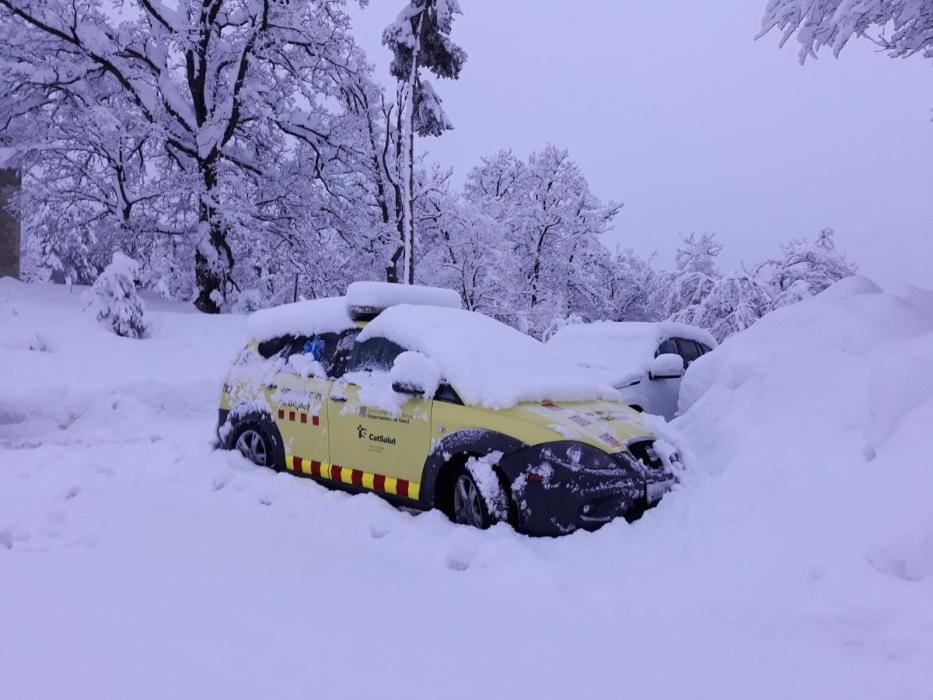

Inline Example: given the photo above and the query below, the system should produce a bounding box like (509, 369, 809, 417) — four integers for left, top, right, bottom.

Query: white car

(547, 321, 717, 420)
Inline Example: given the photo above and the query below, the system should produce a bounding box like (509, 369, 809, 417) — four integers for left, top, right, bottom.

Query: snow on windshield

(548, 321, 717, 379)
(246, 297, 355, 342)
(357, 305, 618, 409)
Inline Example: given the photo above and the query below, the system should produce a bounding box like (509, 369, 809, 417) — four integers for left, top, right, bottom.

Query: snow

(0, 147, 19, 168)
(358, 304, 619, 409)
(342, 368, 408, 417)
(465, 451, 507, 521)
(246, 296, 355, 342)
(345, 281, 462, 312)
(389, 350, 442, 397)
(548, 320, 716, 383)
(2, 278, 933, 700)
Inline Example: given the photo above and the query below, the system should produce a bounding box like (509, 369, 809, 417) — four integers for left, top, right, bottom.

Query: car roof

(547, 321, 717, 381)
(357, 304, 617, 410)
(246, 283, 464, 342)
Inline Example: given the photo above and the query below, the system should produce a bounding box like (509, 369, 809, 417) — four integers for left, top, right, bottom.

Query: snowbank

(679, 274, 933, 585)
(358, 304, 618, 409)
(2, 277, 932, 700)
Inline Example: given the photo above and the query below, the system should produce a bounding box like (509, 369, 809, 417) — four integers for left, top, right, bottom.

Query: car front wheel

(452, 469, 497, 529)
(233, 425, 281, 472)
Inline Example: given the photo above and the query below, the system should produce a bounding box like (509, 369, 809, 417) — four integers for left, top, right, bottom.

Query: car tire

(450, 466, 500, 529)
(231, 420, 283, 473)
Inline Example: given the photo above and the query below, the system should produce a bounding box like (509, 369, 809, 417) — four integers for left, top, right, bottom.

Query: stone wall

(0, 168, 20, 279)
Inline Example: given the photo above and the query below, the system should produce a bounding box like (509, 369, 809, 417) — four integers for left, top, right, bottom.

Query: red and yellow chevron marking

(285, 455, 420, 501)
(277, 408, 320, 426)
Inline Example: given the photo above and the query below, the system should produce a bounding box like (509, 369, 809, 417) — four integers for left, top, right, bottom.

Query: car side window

(258, 335, 295, 359)
(329, 330, 360, 378)
(434, 383, 463, 405)
(675, 338, 702, 366)
(347, 337, 405, 373)
(656, 338, 678, 356)
(697, 343, 712, 356)
(282, 332, 334, 376)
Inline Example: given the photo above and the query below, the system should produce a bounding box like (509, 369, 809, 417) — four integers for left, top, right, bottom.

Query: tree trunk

(406, 108, 416, 284)
(193, 159, 233, 314)
(398, 11, 425, 286)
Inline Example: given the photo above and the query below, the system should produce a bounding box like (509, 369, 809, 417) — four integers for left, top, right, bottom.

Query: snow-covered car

(217, 282, 679, 536)
(547, 321, 717, 420)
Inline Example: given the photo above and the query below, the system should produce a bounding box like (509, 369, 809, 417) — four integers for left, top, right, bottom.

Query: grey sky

(349, 1, 933, 289)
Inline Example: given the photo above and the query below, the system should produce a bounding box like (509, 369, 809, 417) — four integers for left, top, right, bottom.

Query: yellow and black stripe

(285, 456, 420, 501)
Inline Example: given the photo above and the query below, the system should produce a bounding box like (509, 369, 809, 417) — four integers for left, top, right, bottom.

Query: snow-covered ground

(1, 276, 931, 700)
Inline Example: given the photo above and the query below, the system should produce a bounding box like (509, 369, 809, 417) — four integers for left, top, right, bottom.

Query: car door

(269, 333, 349, 475)
(649, 338, 685, 420)
(326, 337, 432, 501)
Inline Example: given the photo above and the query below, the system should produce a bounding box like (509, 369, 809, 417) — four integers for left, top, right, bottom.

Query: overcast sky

(349, 1, 933, 289)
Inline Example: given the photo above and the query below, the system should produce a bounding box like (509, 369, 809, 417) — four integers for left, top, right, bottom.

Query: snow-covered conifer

(383, 0, 467, 284)
(84, 252, 150, 339)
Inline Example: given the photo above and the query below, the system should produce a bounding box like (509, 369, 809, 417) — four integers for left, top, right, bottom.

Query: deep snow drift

(1, 277, 932, 700)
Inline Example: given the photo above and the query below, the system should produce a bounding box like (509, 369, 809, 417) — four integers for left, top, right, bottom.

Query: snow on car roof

(358, 305, 618, 410)
(246, 284, 463, 342)
(247, 297, 355, 342)
(346, 281, 461, 314)
(547, 321, 717, 381)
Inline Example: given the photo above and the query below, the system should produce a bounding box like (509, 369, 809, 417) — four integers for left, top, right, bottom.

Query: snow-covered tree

(759, 0, 933, 63)
(415, 173, 510, 316)
(383, 0, 466, 284)
(84, 252, 150, 338)
(762, 228, 856, 307)
(0, 0, 372, 312)
(674, 271, 775, 343)
(605, 248, 663, 322)
(463, 146, 622, 336)
(656, 232, 722, 319)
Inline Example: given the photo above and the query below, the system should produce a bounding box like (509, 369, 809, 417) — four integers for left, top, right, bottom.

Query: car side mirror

(649, 353, 685, 380)
(391, 381, 425, 396)
(389, 350, 441, 398)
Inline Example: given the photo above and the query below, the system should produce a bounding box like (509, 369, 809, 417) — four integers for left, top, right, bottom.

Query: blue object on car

(303, 336, 325, 361)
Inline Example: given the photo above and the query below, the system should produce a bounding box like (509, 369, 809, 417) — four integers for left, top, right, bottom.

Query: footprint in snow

(446, 556, 471, 571)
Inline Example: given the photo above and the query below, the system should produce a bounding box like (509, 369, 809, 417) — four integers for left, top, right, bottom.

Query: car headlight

(536, 441, 629, 473)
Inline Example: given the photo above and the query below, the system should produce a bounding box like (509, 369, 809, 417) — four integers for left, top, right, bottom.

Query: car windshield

(357, 305, 616, 410)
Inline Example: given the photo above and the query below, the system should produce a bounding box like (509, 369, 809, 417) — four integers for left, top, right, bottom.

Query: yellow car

(217, 283, 678, 535)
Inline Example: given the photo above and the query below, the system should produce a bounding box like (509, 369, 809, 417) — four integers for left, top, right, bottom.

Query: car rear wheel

(452, 469, 496, 529)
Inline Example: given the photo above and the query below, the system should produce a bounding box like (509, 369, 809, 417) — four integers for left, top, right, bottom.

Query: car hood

(505, 399, 654, 453)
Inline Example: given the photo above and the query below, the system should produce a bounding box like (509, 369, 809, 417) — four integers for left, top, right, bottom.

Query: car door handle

(330, 396, 347, 403)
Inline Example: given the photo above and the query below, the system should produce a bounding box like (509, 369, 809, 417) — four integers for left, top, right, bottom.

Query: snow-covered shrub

(232, 289, 265, 314)
(83, 252, 150, 339)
